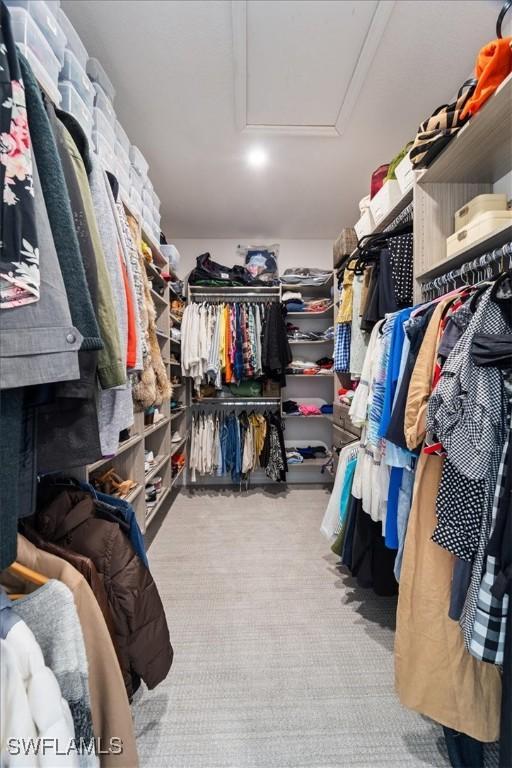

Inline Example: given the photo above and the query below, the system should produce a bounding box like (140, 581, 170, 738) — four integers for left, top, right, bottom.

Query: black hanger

(497, 0, 512, 38)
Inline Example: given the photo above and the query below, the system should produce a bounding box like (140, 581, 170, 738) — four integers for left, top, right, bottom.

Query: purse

(370, 164, 390, 199)
(409, 79, 477, 168)
(188, 252, 254, 286)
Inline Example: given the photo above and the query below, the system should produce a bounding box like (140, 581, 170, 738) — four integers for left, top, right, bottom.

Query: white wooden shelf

(144, 416, 171, 437)
(287, 457, 330, 468)
(141, 224, 167, 269)
(151, 288, 167, 309)
(145, 487, 171, 527)
(417, 223, 512, 282)
(421, 74, 512, 184)
(171, 434, 189, 455)
(145, 260, 164, 284)
(285, 373, 334, 378)
(171, 463, 186, 487)
(87, 433, 143, 472)
(282, 413, 332, 420)
(286, 308, 333, 316)
(145, 454, 170, 482)
(126, 483, 143, 504)
(281, 278, 333, 291)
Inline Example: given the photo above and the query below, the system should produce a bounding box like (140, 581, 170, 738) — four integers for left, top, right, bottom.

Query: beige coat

(395, 300, 501, 742)
(13, 535, 139, 767)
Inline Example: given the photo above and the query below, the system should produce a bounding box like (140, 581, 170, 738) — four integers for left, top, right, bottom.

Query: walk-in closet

(1, 1, 511, 766)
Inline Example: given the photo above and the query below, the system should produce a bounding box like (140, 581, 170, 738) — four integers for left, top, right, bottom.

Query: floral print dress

(0, 3, 39, 308)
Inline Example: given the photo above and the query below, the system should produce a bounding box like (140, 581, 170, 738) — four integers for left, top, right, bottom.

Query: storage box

(369, 180, 402, 225)
(142, 204, 152, 232)
(117, 164, 130, 196)
(129, 166, 144, 197)
(7, 1, 65, 63)
(92, 130, 117, 175)
(395, 151, 415, 194)
(115, 120, 130, 156)
(150, 188, 160, 214)
(57, 8, 87, 67)
(454, 193, 508, 231)
(142, 188, 153, 207)
(129, 145, 149, 177)
(446, 210, 512, 261)
(7, 0, 59, 9)
(129, 188, 142, 216)
(358, 194, 371, 216)
(86, 57, 115, 102)
(333, 228, 358, 267)
(59, 81, 92, 137)
(92, 83, 115, 126)
(9, 7, 60, 103)
(93, 107, 115, 148)
(60, 49, 94, 108)
(115, 141, 130, 175)
(153, 217, 161, 243)
(354, 209, 375, 241)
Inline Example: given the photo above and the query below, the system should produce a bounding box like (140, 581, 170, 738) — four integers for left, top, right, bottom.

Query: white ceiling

(244, 0, 379, 128)
(62, 0, 501, 239)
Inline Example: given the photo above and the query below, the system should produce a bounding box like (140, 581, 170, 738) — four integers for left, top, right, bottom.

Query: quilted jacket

(34, 484, 173, 699)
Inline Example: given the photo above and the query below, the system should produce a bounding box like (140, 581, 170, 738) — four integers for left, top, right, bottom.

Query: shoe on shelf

(171, 431, 184, 443)
(93, 468, 137, 499)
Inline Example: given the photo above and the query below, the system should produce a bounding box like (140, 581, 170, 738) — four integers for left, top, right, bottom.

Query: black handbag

(188, 252, 253, 286)
(409, 78, 477, 168)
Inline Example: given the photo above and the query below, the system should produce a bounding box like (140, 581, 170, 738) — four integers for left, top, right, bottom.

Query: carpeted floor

(133, 486, 450, 768)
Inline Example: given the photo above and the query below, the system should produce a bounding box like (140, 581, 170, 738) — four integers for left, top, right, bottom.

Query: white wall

(493, 170, 512, 199)
(172, 238, 333, 278)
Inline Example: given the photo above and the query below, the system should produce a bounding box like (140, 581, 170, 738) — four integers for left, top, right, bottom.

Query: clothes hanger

(3, 562, 49, 600)
(6, 562, 48, 586)
(497, 0, 512, 38)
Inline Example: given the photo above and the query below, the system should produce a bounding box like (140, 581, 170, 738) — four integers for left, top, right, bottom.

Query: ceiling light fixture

(247, 146, 268, 169)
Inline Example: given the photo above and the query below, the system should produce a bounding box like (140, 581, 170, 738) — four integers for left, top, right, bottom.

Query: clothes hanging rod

(420, 241, 512, 296)
(192, 399, 281, 406)
(384, 200, 414, 232)
(188, 294, 281, 300)
(188, 286, 280, 292)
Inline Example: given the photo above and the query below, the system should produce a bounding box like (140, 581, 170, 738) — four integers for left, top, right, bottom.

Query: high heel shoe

(93, 468, 137, 499)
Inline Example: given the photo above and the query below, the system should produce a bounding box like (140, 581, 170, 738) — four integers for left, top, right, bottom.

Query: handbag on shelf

(370, 164, 390, 199)
(409, 78, 477, 169)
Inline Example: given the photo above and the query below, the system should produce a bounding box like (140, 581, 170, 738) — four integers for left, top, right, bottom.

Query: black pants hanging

(442, 728, 484, 768)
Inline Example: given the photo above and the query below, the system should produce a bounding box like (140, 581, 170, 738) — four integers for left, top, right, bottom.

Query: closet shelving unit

(331, 72, 512, 467)
(414, 73, 512, 291)
(74, 199, 188, 535)
(185, 279, 335, 484)
(280, 276, 334, 481)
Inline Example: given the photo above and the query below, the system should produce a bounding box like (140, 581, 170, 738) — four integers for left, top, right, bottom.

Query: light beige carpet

(134, 486, 452, 767)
